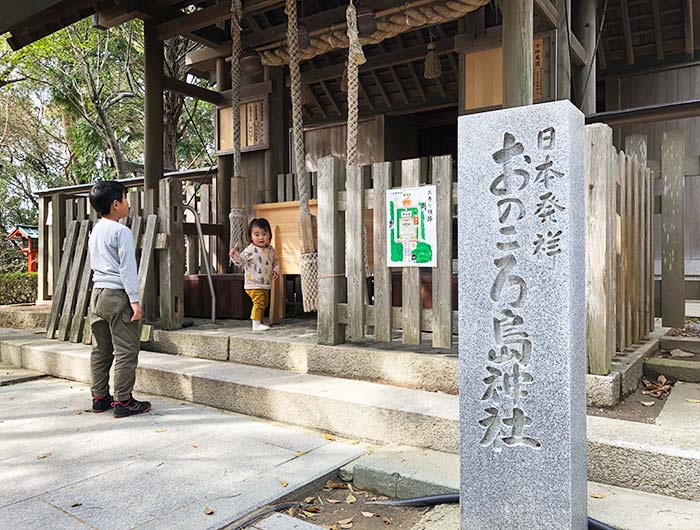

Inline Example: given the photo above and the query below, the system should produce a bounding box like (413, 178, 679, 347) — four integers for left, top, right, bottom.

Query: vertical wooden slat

(640, 163, 648, 337)
(286, 173, 294, 202)
(584, 124, 615, 375)
(648, 168, 655, 331)
(346, 164, 366, 341)
(624, 156, 637, 346)
(46, 221, 79, 339)
(138, 215, 158, 310)
(401, 159, 423, 345)
(373, 162, 392, 342)
(661, 129, 686, 328)
(158, 178, 185, 330)
(609, 145, 618, 349)
(318, 156, 345, 345)
(184, 183, 198, 274)
(201, 183, 212, 268)
(131, 215, 143, 264)
(269, 225, 285, 325)
(57, 220, 91, 341)
(431, 155, 453, 349)
(69, 245, 93, 344)
(617, 151, 627, 351)
(76, 197, 87, 221)
(277, 174, 285, 202)
(37, 196, 51, 303)
(51, 193, 67, 289)
(632, 160, 641, 342)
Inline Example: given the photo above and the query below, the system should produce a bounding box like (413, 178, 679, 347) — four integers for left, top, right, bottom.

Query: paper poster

(386, 185, 437, 267)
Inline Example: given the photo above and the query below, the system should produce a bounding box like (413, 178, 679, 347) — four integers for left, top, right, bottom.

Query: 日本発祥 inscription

(458, 100, 587, 530)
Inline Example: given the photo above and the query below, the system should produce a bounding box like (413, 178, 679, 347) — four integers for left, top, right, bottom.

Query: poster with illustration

(386, 185, 437, 267)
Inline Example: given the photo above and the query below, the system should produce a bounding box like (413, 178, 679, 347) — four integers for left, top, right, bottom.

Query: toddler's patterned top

(232, 244, 280, 289)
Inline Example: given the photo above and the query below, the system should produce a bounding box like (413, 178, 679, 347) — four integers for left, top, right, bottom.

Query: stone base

(0, 305, 49, 330)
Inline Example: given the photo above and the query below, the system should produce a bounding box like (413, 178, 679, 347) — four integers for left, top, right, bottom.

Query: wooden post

(632, 160, 641, 341)
(216, 58, 232, 273)
(585, 124, 615, 375)
(401, 159, 423, 345)
(264, 66, 287, 203)
(502, 0, 534, 108)
(185, 182, 199, 274)
(648, 168, 655, 331)
(556, 0, 571, 100)
(626, 134, 648, 336)
(616, 151, 627, 351)
(431, 156, 453, 349)
(346, 164, 366, 341)
(57, 220, 91, 341)
(269, 225, 285, 325)
(158, 178, 185, 330)
(144, 20, 163, 323)
(372, 162, 392, 342)
(37, 195, 51, 303)
(624, 155, 634, 346)
(574, 0, 596, 114)
(46, 221, 79, 339)
(50, 193, 67, 289)
(661, 129, 686, 328)
(317, 156, 345, 345)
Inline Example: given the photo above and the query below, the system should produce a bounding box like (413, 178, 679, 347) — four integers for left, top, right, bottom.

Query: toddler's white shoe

(252, 320, 270, 331)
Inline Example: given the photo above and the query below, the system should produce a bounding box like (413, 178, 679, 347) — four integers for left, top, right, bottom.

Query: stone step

(342, 446, 700, 530)
(4, 333, 700, 501)
(0, 305, 49, 330)
(0, 362, 46, 386)
(0, 334, 459, 453)
(143, 324, 459, 394)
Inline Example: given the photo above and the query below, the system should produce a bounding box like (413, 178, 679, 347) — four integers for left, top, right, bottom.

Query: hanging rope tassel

(287, 0, 318, 312)
(424, 42, 442, 80)
(228, 0, 248, 255)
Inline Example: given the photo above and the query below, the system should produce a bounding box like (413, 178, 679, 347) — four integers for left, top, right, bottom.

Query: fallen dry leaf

(642, 376, 673, 399)
(203, 507, 215, 515)
(339, 523, 353, 529)
(279, 480, 289, 488)
(338, 516, 354, 528)
(639, 401, 655, 407)
(361, 511, 376, 518)
(349, 440, 360, 445)
(687, 399, 700, 404)
(71, 502, 82, 508)
(324, 434, 335, 441)
(155, 429, 166, 433)
(191, 444, 198, 448)
(304, 506, 320, 514)
(304, 496, 316, 504)
(37, 453, 51, 460)
(325, 480, 349, 490)
(670, 349, 694, 358)
(327, 499, 341, 504)
(296, 451, 307, 457)
(346, 493, 357, 504)
(590, 493, 606, 499)
(382, 516, 392, 525)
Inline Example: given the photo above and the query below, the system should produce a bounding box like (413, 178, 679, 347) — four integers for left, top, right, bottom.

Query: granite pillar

(458, 100, 587, 530)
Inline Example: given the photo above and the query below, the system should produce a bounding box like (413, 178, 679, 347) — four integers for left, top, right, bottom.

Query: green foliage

(0, 272, 37, 304)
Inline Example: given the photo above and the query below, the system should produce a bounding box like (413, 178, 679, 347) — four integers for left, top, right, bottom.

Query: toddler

(230, 218, 280, 331)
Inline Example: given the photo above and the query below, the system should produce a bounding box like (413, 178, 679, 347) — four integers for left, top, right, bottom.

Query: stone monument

(457, 100, 587, 530)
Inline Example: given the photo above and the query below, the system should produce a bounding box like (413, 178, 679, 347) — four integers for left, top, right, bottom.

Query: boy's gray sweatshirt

(89, 218, 140, 303)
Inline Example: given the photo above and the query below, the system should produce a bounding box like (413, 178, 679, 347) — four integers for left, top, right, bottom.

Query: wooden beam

(358, 79, 375, 112)
(163, 76, 221, 105)
(406, 63, 427, 102)
(586, 98, 700, 126)
(621, 0, 635, 64)
(388, 66, 409, 105)
(570, 33, 587, 67)
(557, 0, 571, 99)
(303, 84, 328, 119)
(534, 0, 559, 28)
(574, 0, 596, 114)
(372, 70, 392, 107)
(157, 0, 284, 41)
(685, 0, 695, 57)
(320, 81, 342, 116)
(651, 0, 665, 60)
(597, 36, 608, 71)
(503, 0, 534, 107)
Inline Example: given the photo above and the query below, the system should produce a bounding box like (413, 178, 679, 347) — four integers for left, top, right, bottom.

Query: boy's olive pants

(90, 288, 140, 402)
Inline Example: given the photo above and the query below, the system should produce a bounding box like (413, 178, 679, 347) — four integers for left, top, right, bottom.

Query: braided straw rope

(286, 0, 310, 216)
(230, 0, 242, 177)
(261, 0, 489, 66)
(345, 0, 365, 166)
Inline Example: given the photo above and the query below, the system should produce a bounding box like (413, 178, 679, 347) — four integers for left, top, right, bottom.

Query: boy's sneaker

(113, 397, 151, 418)
(92, 395, 114, 413)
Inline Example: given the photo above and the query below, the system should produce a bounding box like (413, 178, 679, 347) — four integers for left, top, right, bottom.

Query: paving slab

(0, 362, 45, 386)
(655, 382, 700, 434)
(0, 377, 366, 530)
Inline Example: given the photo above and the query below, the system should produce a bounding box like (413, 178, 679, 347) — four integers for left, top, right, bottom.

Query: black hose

(367, 494, 618, 530)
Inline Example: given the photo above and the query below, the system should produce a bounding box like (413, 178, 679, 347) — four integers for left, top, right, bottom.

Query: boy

(88, 181, 151, 418)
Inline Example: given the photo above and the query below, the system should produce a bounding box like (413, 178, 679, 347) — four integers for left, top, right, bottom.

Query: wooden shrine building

(4, 0, 700, 377)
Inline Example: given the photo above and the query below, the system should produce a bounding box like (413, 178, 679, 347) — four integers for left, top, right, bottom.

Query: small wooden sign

(216, 96, 269, 154)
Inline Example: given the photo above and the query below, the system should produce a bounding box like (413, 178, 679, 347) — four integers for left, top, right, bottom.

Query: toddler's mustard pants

(246, 289, 270, 321)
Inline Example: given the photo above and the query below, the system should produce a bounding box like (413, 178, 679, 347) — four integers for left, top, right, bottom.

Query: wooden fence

(584, 124, 654, 375)
(317, 155, 455, 349)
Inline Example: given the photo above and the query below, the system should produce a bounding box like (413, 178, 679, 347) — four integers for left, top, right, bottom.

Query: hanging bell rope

(229, 0, 248, 255)
(345, 0, 365, 167)
(287, 0, 319, 312)
(260, 0, 489, 66)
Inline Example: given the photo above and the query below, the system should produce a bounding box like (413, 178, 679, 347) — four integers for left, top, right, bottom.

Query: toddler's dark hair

(89, 181, 128, 215)
(248, 218, 272, 242)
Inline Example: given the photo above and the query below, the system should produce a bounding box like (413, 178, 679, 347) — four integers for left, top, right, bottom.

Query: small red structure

(8, 225, 39, 273)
